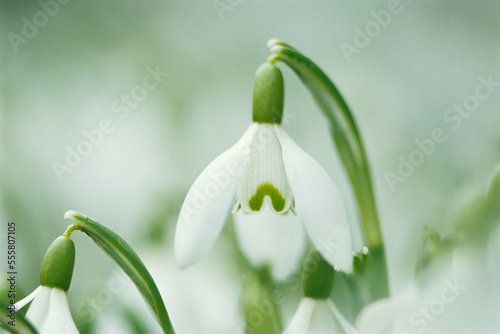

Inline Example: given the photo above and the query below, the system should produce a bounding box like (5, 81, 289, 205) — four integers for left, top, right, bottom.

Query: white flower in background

(354, 293, 418, 334)
(283, 249, 357, 334)
(16, 286, 78, 334)
(284, 297, 357, 334)
(16, 235, 78, 334)
(174, 62, 353, 279)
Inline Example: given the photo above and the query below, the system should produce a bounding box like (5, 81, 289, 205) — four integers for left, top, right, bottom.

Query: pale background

(1, 1, 499, 333)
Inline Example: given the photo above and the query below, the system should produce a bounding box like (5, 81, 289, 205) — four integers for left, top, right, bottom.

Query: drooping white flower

(283, 297, 358, 334)
(283, 248, 357, 333)
(175, 122, 353, 277)
(174, 62, 353, 278)
(16, 286, 79, 334)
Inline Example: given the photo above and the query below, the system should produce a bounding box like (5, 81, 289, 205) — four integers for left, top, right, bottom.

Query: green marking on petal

(248, 182, 286, 212)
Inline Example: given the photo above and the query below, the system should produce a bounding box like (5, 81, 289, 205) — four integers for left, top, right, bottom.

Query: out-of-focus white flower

(354, 256, 474, 334)
(283, 297, 357, 334)
(17, 286, 78, 334)
(355, 292, 418, 334)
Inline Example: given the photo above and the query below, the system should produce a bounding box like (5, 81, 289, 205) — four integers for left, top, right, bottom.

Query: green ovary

(248, 182, 286, 212)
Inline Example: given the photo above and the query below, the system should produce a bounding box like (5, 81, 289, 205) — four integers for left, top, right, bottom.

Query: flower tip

(330, 256, 353, 274)
(338, 257, 354, 274)
(270, 45, 284, 54)
(63, 210, 78, 220)
(343, 263, 353, 274)
(267, 38, 282, 48)
(174, 246, 196, 271)
(317, 245, 353, 274)
(63, 210, 86, 222)
(176, 258, 189, 271)
(15, 286, 41, 311)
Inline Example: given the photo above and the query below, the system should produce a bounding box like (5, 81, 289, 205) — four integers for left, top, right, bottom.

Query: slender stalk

(268, 39, 389, 302)
(242, 267, 283, 334)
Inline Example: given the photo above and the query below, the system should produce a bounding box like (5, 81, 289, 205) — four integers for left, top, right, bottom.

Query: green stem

(267, 39, 389, 302)
(242, 267, 283, 334)
(63, 224, 82, 238)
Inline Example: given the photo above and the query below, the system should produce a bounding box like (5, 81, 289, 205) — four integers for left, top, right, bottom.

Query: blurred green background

(1, 0, 499, 333)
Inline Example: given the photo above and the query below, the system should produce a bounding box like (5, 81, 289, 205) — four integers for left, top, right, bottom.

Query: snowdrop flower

(354, 293, 418, 334)
(16, 236, 79, 334)
(284, 298, 357, 334)
(284, 250, 357, 334)
(175, 62, 353, 278)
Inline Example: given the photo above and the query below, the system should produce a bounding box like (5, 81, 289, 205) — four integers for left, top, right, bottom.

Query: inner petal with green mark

(236, 124, 293, 214)
(249, 182, 287, 212)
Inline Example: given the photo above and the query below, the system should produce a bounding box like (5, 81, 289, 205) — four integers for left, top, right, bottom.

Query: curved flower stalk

(16, 236, 78, 334)
(175, 62, 353, 279)
(267, 39, 389, 301)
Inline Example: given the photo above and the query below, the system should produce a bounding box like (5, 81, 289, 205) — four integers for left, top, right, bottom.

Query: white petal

(15, 285, 41, 311)
(26, 286, 52, 328)
(25, 286, 78, 333)
(237, 124, 293, 214)
(283, 298, 316, 334)
(307, 299, 338, 333)
(175, 124, 258, 269)
(285, 298, 357, 334)
(355, 294, 418, 334)
(42, 288, 78, 334)
(234, 206, 305, 280)
(328, 301, 359, 334)
(275, 125, 353, 273)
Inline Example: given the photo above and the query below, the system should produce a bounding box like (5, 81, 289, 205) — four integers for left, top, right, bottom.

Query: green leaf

(268, 39, 389, 302)
(0, 301, 38, 334)
(64, 210, 175, 334)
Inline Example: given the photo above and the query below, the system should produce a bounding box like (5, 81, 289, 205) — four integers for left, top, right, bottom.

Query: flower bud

(252, 62, 284, 124)
(39, 236, 76, 291)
